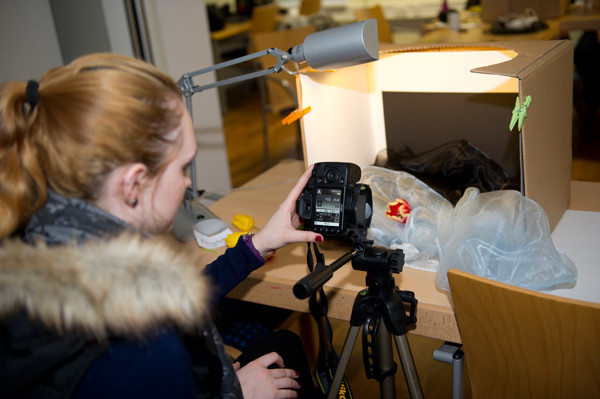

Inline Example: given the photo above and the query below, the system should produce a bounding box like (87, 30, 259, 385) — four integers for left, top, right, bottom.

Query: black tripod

(294, 239, 424, 399)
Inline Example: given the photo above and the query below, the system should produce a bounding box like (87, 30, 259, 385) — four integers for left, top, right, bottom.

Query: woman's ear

(94, 163, 150, 226)
(121, 163, 148, 208)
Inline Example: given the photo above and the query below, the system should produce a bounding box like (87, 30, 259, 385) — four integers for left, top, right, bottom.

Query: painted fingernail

(315, 235, 323, 243)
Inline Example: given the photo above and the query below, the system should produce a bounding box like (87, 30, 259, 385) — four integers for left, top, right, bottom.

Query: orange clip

(282, 106, 311, 125)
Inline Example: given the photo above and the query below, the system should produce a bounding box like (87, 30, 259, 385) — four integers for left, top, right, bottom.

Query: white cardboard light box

(298, 41, 573, 230)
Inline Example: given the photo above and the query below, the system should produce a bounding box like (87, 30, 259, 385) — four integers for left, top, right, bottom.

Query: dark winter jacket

(0, 191, 264, 398)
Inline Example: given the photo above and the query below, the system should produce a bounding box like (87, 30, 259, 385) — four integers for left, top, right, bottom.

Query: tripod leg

(394, 334, 424, 399)
(327, 326, 360, 399)
(376, 322, 396, 399)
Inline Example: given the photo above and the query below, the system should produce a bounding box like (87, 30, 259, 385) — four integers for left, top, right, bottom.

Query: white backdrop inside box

(299, 49, 518, 168)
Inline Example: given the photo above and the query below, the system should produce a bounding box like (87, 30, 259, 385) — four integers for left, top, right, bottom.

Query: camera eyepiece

(324, 167, 341, 184)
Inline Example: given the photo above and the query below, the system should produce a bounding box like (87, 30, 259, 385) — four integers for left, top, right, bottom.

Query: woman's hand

(251, 165, 323, 257)
(233, 352, 300, 399)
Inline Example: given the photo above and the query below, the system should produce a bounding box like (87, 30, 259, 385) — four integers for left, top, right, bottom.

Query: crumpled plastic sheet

(361, 166, 452, 272)
(435, 187, 577, 291)
(360, 167, 577, 292)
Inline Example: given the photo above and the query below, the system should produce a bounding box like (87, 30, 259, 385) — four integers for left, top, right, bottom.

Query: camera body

(297, 162, 372, 237)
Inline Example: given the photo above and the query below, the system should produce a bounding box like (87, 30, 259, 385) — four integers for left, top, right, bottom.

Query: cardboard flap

(471, 40, 571, 79)
(518, 40, 574, 229)
(378, 40, 569, 79)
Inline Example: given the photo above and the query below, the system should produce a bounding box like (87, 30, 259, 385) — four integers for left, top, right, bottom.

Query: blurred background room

(3, 0, 598, 195)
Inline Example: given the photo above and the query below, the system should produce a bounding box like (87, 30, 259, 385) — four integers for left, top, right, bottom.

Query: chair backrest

(251, 25, 316, 114)
(448, 268, 600, 398)
(250, 2, 278, 34)
(299, 0, 321, 16)
(353, 4, 392, 43)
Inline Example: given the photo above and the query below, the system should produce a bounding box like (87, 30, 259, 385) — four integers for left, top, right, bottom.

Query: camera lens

(324, 167, 340, 183)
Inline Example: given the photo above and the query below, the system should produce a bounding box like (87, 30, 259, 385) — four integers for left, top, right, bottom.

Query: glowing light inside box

(299, 49, 519, 168)
(374, 50, 518, 93)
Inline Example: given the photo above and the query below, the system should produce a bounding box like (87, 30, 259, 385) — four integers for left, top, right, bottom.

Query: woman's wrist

(242, 233, 270, 262)
(243, 232, 273, 259)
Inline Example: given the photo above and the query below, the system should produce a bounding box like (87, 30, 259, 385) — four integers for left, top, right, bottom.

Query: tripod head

(292, 232, 405, 300)
(351, 237, 404, 276)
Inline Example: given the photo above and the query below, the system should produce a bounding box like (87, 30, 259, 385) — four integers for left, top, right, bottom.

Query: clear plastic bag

(360, 166, 452, 271)
(435, 187, 578, 291)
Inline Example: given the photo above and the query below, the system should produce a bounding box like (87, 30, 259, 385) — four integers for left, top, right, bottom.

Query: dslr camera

(297, 162, 372, 238)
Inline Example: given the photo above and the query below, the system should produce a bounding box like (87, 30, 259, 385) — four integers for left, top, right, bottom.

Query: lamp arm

(177, 47, 293, 98)
(171, 20, 379, 242)
(176, 46, 294, 203)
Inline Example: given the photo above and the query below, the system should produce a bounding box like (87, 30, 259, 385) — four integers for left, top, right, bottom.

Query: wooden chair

(246, 2, 279, 73)
(250, 2, 278, 34)
(353, 4, 393, 43)
(299, 0, 321, 16)
(447, 268, 600, 398)
(251, 25, 315, 166)
(252, 25, 315, 114)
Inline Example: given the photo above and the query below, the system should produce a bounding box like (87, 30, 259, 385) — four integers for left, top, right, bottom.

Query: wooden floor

(572, 102, 600, 182)
(222, 85, 303, 188)
(221, 87, 600, 398)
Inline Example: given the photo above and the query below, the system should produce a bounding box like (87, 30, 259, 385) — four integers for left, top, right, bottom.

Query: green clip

(510, 95, 532, 132)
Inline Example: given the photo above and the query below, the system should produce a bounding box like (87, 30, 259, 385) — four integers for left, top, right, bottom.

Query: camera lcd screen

(314, 187, 342, 227)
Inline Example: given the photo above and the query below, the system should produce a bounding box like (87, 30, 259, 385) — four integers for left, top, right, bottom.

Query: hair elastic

(26, 80, 39, 110)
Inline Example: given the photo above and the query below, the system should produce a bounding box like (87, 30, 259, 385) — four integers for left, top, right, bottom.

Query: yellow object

(225, 231, 246, 248)
(232, 214, 254, 231)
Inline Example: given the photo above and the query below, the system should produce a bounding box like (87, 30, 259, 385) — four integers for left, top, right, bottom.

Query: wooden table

(420, 18, 561, 43)
(210, 20, 252, 42)
(557, 6, 600, 32)
(188, 160, 600, 344)
(419, 6, 600, 44)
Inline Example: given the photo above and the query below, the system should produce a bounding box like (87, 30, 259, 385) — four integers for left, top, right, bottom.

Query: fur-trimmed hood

(0, 234, 211, 340)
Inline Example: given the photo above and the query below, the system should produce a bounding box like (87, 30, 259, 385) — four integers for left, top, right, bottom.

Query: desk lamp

(173, 19, 379, 242)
